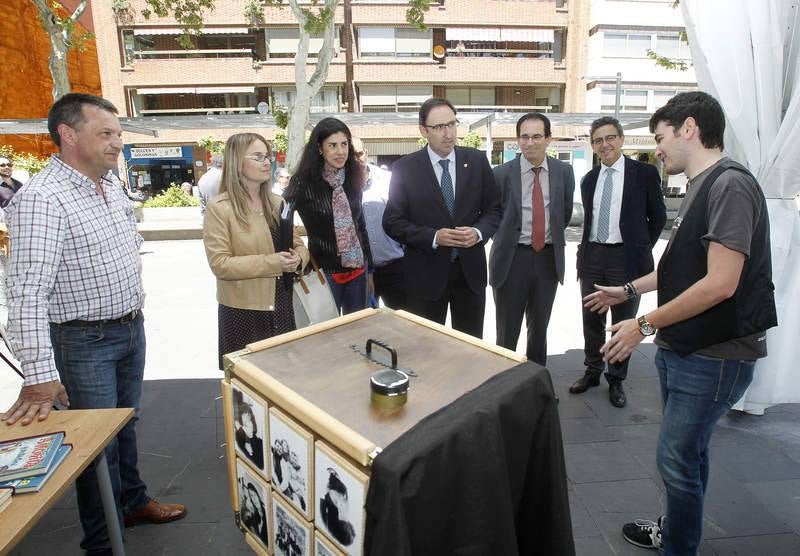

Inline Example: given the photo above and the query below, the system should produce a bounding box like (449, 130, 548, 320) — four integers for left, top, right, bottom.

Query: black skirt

(217, 231, 296, 369)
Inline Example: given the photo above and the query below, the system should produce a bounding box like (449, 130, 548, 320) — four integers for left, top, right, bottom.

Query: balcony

(353, 56, 566, 85)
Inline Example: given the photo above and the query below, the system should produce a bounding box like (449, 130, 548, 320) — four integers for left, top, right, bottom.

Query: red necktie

(531, 166, 545, 251)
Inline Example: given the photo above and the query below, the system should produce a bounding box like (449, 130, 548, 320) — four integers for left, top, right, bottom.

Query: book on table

(0, 431, 65, 482)
(0, 444, 73, 494)
(0, 486, 12, 511)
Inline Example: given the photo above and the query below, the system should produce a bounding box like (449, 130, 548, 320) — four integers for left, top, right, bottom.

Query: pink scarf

(322, 165, 364, 269)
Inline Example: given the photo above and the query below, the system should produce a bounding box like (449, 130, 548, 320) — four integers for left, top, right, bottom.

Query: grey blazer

(489, 155, 575, 287)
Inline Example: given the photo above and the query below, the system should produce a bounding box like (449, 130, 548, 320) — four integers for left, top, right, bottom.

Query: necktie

(596, 167, 614, 243)
(439, 159, 457, 261)
(531, 166, 545, 251)
(438, 159, 455, 216)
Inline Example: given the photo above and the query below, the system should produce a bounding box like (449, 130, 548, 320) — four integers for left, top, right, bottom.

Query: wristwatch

(637, 315, 656, 336)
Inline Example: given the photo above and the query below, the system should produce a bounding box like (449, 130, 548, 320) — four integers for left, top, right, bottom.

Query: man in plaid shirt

(1, 93, 186, 554)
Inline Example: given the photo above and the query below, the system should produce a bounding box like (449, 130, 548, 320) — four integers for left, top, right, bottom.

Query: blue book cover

(1, 444, 72, 494)
(0, 431, 65, 482)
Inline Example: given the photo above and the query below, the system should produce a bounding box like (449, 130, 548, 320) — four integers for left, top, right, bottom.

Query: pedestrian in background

(203, 133, 308, 369)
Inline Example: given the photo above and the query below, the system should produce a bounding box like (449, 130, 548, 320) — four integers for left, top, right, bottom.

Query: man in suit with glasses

(383, 98, 501, 338)
(570, 116, 666, 407)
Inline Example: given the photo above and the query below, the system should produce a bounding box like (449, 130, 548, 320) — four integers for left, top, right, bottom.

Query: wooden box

(222, 308, 524, 555)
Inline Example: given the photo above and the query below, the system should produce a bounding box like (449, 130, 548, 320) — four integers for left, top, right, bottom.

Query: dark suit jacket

(577, 156, 666, 281)
(489, 155, 575, 287)
(383, 146, 501, 300)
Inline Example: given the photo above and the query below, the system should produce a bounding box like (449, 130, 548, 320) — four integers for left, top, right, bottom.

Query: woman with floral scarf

(284, 118, 373, 314)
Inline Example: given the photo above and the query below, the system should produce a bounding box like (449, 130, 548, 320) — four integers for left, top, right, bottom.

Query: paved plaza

(3, 233, 799, 555)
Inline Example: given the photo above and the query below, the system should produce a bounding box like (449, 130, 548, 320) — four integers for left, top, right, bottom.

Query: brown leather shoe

(569, 372, 601, 394)
(124, 499, 187, 527)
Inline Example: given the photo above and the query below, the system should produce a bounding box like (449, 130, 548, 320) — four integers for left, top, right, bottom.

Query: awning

(136, 87, 255, 95)
(445, 27, 555, 42)
(133, 27, 250, 36)
(445, 28, 502, 41)
(500, 28, 555, 43)
(365, 140, 421, 156)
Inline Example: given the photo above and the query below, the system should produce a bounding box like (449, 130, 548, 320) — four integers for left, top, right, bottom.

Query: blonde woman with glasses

(204, 133, 309, 369)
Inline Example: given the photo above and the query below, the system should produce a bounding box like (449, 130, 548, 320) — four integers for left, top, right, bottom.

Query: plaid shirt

(5, 156, 144, 386)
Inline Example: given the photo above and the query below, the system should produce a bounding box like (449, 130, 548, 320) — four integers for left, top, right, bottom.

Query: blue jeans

(655, 348, 754, 556)
(326, 271, 367, 315)
(51, 313, 150, 555)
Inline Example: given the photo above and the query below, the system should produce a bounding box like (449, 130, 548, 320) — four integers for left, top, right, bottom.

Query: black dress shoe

(569, 372, 601, 394)
(609, 381, 627, 408)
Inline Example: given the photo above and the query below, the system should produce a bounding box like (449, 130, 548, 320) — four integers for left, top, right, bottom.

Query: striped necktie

(596, 167, 615, 243)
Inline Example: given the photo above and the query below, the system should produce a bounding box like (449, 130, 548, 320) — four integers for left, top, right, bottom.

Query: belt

(517, 243, 553, 248)
(58, 309, 141, 327)
(589, 242, 624, 247)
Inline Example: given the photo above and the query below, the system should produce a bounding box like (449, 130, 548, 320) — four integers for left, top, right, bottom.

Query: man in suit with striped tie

(570, 117, 666, 407)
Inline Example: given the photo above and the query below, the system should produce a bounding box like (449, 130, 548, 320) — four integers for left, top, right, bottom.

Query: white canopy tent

(682, 0, 800, 414)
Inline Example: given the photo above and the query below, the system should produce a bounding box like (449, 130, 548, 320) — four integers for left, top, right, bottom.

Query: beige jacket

(203, 192, 309, 310)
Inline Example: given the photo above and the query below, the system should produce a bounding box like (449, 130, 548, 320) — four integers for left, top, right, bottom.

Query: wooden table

(0, 408, 134, 555)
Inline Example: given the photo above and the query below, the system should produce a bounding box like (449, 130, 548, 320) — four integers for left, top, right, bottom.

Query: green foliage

(406, 0, 431, 30)
(646, 49, 689, 71)
(0, 146, 50, 176)
(272, 105, 289, 129)
(417, 131, 484, 149)
(273, 130, 289, 154)
(143, 184, 200, 207)
(197, 135, 224, 154)
(244, 0, 265, 26)
(142, 0, 216, 48)
(459, 131, 482, 149)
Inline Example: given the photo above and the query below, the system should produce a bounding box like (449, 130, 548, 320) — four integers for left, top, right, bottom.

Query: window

(358, 27, 432, 58)
(654, 89, 677, 109)
(272, 87, 339, 113)
(267, 28, 340, 59)
(445, 88, 495, 107)
(360, 85, 433, 112)
(601, 88, 647, 111)
(603, 32, 652, 58)
(656, 34, 690, 59)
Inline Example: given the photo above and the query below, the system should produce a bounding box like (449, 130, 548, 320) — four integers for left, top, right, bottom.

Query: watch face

(638, 316, 655, 336)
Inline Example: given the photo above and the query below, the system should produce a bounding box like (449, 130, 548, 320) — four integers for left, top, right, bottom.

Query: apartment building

(90, 0, 587, 191)
(584, 0, 696, 144)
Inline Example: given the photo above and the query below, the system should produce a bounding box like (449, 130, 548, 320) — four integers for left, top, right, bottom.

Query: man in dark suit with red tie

(489, 113, 575, 366)
(383, 98, 501, 338)
(570, 116, 666, 407)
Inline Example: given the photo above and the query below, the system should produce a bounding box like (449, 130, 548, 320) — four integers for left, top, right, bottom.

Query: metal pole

(614, 72, 622, 120)
(95, 451, 126, 555)
(485, 115, 493, 164)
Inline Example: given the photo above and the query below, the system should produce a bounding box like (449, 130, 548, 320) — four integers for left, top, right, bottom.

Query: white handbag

(292, 256, 339, 328)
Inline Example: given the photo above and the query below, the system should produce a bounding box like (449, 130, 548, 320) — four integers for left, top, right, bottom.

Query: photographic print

(236, 459, 271, 551)
(231, 380, 269, 476)
(314, 442, 369, 556)
(269, 407, 314, 520)
(315, 531, 345, 556)
(272, 492, 312, 556)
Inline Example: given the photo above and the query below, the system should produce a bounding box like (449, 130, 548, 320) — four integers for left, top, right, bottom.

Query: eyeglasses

(423, 120, 459, 133)
(519, 134, 546, 143)
(591, 134, 619, 146)
(0, 163, 12, 168)
(245, 153, 272, 163)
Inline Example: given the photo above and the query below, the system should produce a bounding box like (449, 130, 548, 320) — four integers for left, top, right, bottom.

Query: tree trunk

(31, 0, 89, 100)
(285, 0, 339, 173)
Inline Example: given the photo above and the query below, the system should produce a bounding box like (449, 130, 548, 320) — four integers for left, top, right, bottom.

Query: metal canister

(370, 368, 409, 410)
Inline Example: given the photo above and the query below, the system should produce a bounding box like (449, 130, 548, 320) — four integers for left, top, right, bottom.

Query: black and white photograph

(315, 531, 345, 556)
(236, 459, 271, 551)
(232, 380, 269, 475)
(272, 493, 311, 556)
(314, 442, 369, 556)
(269, 407, 313, 520)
